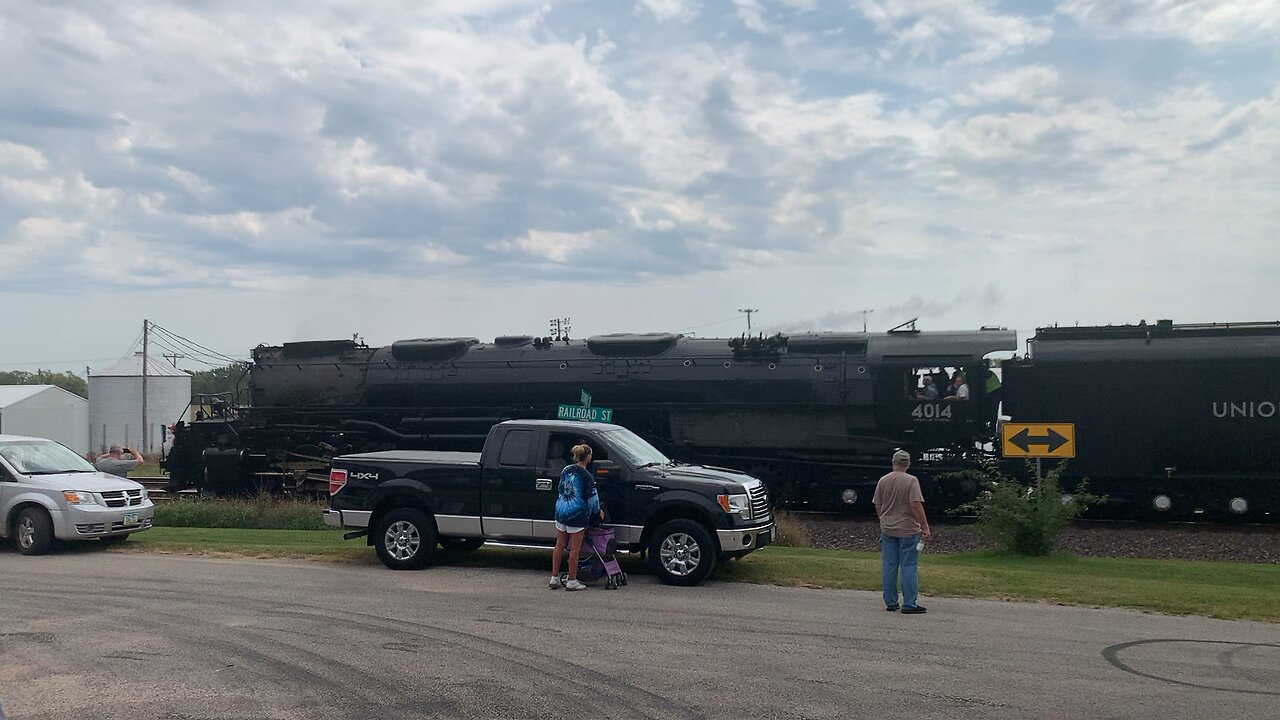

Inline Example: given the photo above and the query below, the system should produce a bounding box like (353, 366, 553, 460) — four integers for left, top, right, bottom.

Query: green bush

(154, 497, 332, 531)
(949, 461, 1104, 556)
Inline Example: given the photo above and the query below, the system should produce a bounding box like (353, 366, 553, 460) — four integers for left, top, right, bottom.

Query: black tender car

(324, 419, 774, 585)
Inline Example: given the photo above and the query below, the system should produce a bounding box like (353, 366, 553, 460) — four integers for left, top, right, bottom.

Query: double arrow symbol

(1009, 427, 1069, 453)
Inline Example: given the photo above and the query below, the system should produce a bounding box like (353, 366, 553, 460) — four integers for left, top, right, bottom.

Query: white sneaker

(549, 576, 563, 590)
(564, 579, 587, 591)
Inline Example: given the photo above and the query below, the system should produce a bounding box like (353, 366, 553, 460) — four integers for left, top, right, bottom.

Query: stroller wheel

(619, 573, 627, 586)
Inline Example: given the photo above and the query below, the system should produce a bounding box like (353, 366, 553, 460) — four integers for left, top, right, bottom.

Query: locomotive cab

(874, 363, 995, 446)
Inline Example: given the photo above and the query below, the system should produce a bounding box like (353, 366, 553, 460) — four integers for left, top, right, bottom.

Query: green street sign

(557, 404, 614, 423)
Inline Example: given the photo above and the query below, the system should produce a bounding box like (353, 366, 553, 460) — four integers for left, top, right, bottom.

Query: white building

(0, 385, 90, 455)
(89, 353, 192, 454)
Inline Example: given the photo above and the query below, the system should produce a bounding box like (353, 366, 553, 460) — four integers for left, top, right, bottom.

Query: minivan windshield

(602, 429, 671, 468)
(0, 440, 96, 475)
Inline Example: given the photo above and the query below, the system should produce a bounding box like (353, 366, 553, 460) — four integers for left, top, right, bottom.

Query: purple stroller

(560, 526, 628, 590)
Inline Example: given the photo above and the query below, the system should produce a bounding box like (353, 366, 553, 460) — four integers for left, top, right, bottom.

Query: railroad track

(131, 476, 197, 502)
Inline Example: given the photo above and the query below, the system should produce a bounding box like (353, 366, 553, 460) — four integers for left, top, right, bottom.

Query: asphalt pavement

(1, 551, 1277, 719)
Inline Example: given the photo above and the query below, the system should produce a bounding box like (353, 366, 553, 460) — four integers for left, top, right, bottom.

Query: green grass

(129, 461, 163, 477)
(106, 528, 1280, 622)
(718, 546, 1280, 621)
(153, 498, 330, 530)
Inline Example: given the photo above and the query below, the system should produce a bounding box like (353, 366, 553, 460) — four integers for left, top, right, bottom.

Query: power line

(149, 334, 240, 369)
(149, 323, 246, 364)
(150, 324, 240, 363)
(146, 335, 221, 369)
(674, 316, 743, 333)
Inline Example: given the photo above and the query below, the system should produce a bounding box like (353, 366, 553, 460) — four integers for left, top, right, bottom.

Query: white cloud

(637, 0, 699, 22)
(1061, 0, 1280, 45)
(855, 0, 1052, 63)
(734, 0, 771, 34)
(954, 65, 1061, 106)
(493, 229, 598, 262)
(0, 142, 48, 171)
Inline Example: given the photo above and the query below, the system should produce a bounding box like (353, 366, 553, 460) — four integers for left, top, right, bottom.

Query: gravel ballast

(790, 515, 1280, 564)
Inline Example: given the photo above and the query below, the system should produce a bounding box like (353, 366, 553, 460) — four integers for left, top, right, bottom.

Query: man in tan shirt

(873, 450, 931, 614)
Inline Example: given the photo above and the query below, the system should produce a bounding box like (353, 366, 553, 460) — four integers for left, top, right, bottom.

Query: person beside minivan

(94, 444, 144, 478)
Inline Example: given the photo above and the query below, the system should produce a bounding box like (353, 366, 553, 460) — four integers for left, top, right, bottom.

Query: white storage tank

(89, 353, 192, 454)
(0, 385, 90, 455)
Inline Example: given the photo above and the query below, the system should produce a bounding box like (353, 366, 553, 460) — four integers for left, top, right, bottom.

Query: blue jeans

(881, 532, 921, 608)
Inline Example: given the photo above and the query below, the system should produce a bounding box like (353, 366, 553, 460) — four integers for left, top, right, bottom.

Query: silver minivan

(0, 435, 155, 554)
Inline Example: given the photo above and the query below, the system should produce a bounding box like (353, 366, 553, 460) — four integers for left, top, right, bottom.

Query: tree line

(1, 362, 250, 404)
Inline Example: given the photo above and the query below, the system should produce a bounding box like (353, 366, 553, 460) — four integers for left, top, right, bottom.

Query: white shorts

(555, 521, 585, 534)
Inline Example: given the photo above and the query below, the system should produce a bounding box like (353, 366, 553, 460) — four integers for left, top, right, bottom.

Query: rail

(131, 476, 197, 502)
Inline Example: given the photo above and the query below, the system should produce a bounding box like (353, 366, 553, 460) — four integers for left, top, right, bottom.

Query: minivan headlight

(717, 493, 751, 519)
(62, 491, 97, 505)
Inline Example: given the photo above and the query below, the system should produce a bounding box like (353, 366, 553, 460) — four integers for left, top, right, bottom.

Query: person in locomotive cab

(915, 375, 939, 401)
(873, 450, 931, 614)
(549, 443, 604, 591)
(95, 444, 145, 478)
(944, 370, 969, 401)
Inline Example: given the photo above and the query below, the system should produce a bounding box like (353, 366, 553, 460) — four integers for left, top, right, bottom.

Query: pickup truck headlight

(717, 493, 751, 520)
(62, 491, 98, 505)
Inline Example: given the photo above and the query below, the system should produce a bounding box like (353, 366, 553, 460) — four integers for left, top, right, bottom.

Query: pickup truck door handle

(634, 484, 660, 491)
(535, 478, 555, 491)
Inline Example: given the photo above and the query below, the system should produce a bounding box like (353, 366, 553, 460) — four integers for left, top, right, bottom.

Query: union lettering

(1213, 401, 1278, 418)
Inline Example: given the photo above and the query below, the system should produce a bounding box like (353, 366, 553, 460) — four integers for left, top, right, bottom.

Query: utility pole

(738, 308, 759, 333)
(141, 319, 149, 454)
(860, 308, 874, 333)
(162, 352, 184, 367)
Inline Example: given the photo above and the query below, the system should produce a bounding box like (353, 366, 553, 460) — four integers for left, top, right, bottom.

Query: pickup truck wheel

(374, 508, 437, 570)
(16, 508, 54, 556)
(648, 519, 717, 586)
(439, 536, 484, 552)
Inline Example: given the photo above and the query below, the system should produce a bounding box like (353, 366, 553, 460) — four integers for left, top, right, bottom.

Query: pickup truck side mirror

(591, 459, 620, 479)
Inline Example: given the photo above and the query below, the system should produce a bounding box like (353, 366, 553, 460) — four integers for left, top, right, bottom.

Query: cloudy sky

(2, 0, 1277, 374)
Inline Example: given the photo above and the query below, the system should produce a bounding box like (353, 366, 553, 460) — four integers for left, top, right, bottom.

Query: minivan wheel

(374, 508, 437, 570)
(16, 508, 54, 556)
(648, 519, 717, 586)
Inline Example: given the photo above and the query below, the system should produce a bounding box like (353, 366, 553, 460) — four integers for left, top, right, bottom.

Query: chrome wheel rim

(659, 532, 701, 577)
(17, 516, 35, 549)
(384, 520, 421, 561)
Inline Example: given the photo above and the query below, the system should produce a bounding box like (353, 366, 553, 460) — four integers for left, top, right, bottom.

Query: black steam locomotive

(163, 320, 1280, 519)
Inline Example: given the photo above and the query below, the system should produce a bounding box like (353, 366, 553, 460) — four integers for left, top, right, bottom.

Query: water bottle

(916, 540, 925, 552)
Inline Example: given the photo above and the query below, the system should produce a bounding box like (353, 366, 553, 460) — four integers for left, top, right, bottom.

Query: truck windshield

(0, 441, 96, 475)
(601, 429, 671, 468)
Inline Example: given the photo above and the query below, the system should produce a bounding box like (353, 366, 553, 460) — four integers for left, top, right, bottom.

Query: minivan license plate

(123, 512, 139, 525)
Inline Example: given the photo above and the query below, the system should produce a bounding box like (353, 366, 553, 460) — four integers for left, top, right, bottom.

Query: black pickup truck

(323, 419, 774, 585)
